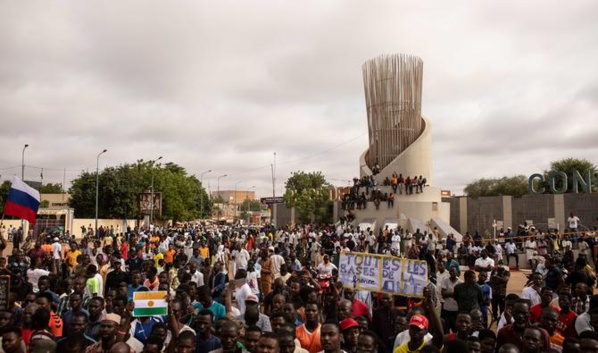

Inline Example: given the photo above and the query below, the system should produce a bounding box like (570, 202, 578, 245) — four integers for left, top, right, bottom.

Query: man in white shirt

(391, 233, 401, 255)
(317, 255, 337, 275)
(579, 238, 590, 256)
(404, 233, 413, 254)
(474, 249, 495, 272)
(568, 212, 580, 233)
(233, 269, 253, 315)
(505, 239, 518, 268)
(368, 233, 376, 253)
(439, 267, 462, 333)
(269, 247, 285, 279)
(561, 236, 573, 252)
(494, 241, 503, 263)
(52, 237, 62, 269)
(521, 273, 543, 306)
(188, 263, 204, 286)
(525, 238, 537, 270)
(436, 261, 450, 305)
(235, 244, 251, 271)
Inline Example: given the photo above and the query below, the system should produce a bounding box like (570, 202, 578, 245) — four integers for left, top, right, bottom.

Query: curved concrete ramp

(408, 218, 428, 234)
(430, 217, 462, 242)
(381, 218, 400, 232)
(358, 218, 377, 233)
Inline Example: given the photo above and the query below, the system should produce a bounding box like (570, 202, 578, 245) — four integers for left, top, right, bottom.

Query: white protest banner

(339, 252, 428, 297)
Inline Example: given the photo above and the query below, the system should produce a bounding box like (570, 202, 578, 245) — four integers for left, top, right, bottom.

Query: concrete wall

(511, 194, 555, 229)
(444, 197, 460, 232)
(0, 218, 136, 238)
(564, 193, 598, 230)
(466, 196, 503, 234)
(272, 203, 292, 228)
(450, 193, 598, 234)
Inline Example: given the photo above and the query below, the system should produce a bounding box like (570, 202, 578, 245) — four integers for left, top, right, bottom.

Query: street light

(21, 144, 29, 233)
(217, 174, 227, 200)
(95, 149, 108, 235)
(150, 156, 163, 227)
(234, 181, 244, 219)
(21, 144, 29, 180)
(200, 169, 212, 219)
(246, 185, 256, 224)
(216, 174, 227, 218)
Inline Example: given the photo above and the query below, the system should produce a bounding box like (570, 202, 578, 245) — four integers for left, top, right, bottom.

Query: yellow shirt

(199, 246, 210, 260)
(394, 341, 427, 353)
(66, 250, 81, 268)
(154, 253, 164, 267)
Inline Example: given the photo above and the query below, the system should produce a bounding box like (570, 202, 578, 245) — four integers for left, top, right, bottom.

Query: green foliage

(283, 171, 332, 223)
(240, 198, 262, 212)
(544, 158, 598, 192)
(39, 183, 64, 194)
(464, 175, 528, 197)
(464, 158, 598, 196)
(68, 161, 211, 222)
(0, 180, 11, 211)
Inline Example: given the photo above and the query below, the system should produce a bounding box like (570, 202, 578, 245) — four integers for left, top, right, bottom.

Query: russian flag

(3, 176, 40, 225)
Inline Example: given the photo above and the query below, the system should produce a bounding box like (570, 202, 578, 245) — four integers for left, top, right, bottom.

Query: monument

(354, 54, 460, 239)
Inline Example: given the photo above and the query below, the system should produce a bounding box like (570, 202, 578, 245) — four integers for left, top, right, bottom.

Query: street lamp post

(217, 174, 227, 200)
(21, 144, 29, 181)
(200, 169, 212, 219)
(95, 149, 108, 235)
(150, 156, 163, 228)
(234, 181, 244, 219)
(246, 185, 256, 224)
(216, 174, 227, 218)
(21, 144, 29, 234)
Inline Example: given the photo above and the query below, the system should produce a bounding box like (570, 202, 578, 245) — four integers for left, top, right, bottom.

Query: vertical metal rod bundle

(363, 54, 423, 171)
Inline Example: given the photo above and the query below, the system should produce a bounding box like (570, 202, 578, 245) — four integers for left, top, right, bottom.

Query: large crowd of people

(0, 219, 595, 353)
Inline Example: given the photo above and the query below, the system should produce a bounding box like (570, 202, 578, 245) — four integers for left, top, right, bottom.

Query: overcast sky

(1, 1, 597, 198)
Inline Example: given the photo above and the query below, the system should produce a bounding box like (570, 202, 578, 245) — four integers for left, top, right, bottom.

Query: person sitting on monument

(372, 162, 380, 175)
(405, 176, 412, 195)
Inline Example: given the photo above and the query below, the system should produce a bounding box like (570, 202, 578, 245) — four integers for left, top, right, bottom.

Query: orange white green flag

(133, 291, 168, 317)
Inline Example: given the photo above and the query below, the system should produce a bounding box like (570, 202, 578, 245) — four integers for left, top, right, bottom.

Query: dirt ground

(506, 269, 532, 295)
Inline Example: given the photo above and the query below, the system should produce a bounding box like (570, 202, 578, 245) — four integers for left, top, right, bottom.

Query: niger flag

(133, 291, 168, 317)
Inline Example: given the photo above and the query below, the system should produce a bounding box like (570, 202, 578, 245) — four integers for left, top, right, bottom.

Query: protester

(2, 219, 598, 353)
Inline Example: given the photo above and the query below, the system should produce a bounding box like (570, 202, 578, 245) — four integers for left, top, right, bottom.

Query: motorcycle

(317, 273, 334, 296)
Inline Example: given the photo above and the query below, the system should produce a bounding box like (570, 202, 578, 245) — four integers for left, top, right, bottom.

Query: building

(210, 190, 257, 221)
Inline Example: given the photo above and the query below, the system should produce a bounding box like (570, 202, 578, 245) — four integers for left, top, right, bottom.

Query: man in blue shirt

(194, 285, 227, 323)
(196, 309, 222, 353)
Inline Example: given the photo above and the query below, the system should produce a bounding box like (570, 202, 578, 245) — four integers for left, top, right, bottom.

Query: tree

(283, 171, 333, 223)
(544, 158, 598, 192)
(240, 198, 262, 212)
(68, 161, 211, 222)
(39, 183, 64, 194)
(0, 180, 11, 212)
(464, 175, 528, 197)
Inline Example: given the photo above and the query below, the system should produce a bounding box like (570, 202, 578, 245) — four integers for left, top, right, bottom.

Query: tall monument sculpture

(363, 54, 423, 171)
(355, 54, 457, 239)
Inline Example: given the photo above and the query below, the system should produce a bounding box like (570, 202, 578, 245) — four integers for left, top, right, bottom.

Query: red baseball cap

(409, 314, 429, 330)
(340, 318, 360, 331)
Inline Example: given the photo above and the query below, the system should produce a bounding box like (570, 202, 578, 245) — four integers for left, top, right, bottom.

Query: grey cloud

(1, 1, 598, 197)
